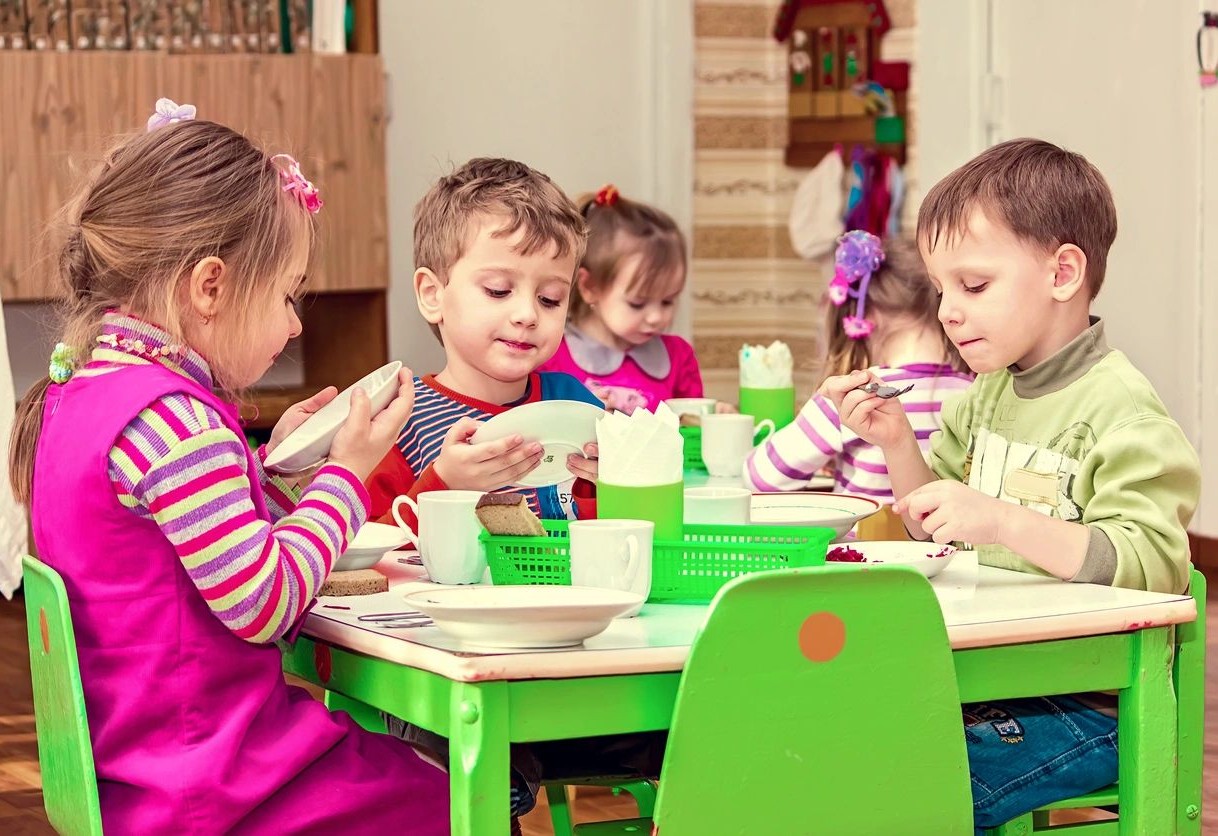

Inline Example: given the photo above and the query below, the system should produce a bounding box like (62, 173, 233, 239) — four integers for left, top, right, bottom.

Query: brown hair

(568, 190, 687, 324)
(820, 237, 967, 382)
(916, 138, 1117, 298)
(8, 119, 314, 505)
(413, 157, 587, 343)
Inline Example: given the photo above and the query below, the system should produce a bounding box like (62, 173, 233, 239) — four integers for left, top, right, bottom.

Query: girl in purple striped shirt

(745, 233, 972, 502)
(9, 103, 449, 833)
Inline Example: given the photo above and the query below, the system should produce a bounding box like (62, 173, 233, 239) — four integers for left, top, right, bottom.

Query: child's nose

(937, 296, 961, 326)
(510, 298, 539, 326)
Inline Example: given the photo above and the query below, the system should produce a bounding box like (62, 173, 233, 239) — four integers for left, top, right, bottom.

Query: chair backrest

(22, 555, 103, 836)
(652, 564, 974, 835)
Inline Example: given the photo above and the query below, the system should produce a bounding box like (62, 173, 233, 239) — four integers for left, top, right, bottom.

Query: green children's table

(282, 553, 1198, 835)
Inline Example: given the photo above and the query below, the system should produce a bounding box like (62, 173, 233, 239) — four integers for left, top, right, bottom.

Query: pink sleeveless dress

(32, 363, 449, 834)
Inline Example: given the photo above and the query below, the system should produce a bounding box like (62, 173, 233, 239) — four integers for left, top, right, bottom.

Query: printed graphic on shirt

(963, 422, 1094, 522)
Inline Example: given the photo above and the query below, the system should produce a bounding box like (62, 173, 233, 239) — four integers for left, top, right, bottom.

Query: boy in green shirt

(822, 138, 1200, 830)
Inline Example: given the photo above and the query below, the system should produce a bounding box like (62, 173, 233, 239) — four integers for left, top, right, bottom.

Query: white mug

(568, 519, 653, 617)
(700, 413, 776, 479)
(684, 486, 752, 525)
(392, 490, 486, 584)
(663, 397, 717, 417)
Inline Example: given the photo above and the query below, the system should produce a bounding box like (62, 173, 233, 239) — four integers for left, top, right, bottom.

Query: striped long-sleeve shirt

(88, 313, 365, 644)
(744, 363, 973, 502)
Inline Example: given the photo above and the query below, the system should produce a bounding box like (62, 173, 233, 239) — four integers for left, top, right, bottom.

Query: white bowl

(334, 521, 412, 571)
(826, 541, 958, 578)
(265, 361, 403, 473)
(662, 397, 717, 417)
(402, 585, 643, 649)
(749, 492, 881, 539)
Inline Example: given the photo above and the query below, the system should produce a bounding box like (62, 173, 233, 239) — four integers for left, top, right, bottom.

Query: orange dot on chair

(798, 611, 846, 662)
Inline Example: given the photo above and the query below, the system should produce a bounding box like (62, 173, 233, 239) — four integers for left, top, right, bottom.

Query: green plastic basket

(680, 425, 705, 472)
(481, 520, 834, 603)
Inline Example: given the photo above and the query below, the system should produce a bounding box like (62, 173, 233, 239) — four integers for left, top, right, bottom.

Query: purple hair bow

(146, 98, 196, 132)
(828, 230, 884, 340)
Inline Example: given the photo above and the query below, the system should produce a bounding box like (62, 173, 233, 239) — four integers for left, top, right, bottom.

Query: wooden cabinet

(0, 50, 391, 427)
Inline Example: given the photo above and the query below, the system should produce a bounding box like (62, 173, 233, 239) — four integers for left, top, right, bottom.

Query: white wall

(921, 0, 1218, 533)
(379, 1, 693, 374)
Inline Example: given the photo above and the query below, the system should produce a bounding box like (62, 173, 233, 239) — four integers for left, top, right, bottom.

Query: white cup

(568, 519, 653, 617)
(392, 490, 486, 584)
(700, 413, 776, 479)
(683, 486, 752, 525)
(663, 397, 717, 417)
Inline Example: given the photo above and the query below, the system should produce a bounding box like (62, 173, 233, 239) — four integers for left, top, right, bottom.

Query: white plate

(469, 400, 605, 488)
(826, 541, 959, 579)
(749, 492, 881, 538)
(402, 585, 642, 649)
(265, 361, 403, 473)
(334, 522, 412, 571)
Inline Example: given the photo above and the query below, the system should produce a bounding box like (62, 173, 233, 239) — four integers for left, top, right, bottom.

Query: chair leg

(546, 783, 575, 836)
(613, 780, 659, 817)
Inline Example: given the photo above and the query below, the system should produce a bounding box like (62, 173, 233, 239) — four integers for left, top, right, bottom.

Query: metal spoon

(855, 382, 914, 399)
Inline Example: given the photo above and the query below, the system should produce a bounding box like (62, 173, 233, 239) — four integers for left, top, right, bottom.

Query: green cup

(739, 386, 796, 432)
(597, 480, 684, 542)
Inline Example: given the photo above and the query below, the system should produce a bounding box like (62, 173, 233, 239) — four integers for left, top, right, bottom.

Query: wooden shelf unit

(0, 49, 391, 428)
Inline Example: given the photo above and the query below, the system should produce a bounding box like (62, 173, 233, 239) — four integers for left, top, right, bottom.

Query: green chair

(22, 554, 104, 836)
(986, 568, 1206, 835)
(574, 564, 975, 835)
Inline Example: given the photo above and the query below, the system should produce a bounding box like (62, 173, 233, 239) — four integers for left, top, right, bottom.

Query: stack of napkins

(739, 341, 794, 388)
(597, 403, 683, 486)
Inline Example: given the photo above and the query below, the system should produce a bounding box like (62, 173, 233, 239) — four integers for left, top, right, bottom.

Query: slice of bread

(320, 569, 388, 597)
(475, 492, 546, 536)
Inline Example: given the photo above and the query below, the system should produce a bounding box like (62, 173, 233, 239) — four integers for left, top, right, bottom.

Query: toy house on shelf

(774, 0, 909, 167)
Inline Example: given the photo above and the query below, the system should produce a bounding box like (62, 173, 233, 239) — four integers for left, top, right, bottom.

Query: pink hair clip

(271, 154, 323, 215)
(146, 98, 196, 132)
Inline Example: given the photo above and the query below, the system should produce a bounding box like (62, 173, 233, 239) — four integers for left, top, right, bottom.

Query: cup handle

(391, 495, 422, 549)
(622, 534, 641, 586)
(754, 418, 777, 442)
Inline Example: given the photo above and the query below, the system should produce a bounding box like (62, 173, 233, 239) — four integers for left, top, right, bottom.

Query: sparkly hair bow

(146, 98, 196, 132)
(271, 154, 323, 215)
(828, 230, 885, 340)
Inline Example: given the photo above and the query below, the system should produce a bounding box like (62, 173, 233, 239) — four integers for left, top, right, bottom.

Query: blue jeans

(965, 696, 1118, 834)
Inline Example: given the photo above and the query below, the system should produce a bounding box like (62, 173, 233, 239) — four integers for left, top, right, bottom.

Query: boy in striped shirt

(366, 157, 604, 525)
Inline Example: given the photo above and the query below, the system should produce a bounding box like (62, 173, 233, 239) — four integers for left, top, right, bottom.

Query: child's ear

(575, 267, 599, 305)
(414, 268, 445, 326)
(186, 257, 227, 320)
(1050, 244, 1088, 302)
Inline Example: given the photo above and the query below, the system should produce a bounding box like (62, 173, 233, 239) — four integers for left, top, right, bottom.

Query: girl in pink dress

(543, 185, 722, 414)
(10, 101, 449, 834)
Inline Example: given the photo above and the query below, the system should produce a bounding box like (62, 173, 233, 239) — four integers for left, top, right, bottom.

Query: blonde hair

(9, 118, 314, 505)
(917, 138, 1117, 299)
(820, 237, 966, 383)
(413, 157, 588, 343)
(568, 191, 687, 324)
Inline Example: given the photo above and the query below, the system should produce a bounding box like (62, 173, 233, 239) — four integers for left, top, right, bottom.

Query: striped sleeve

(251, 444, 304, 520)
(109, 393, 368, 644)
(744, 393, 843, 491)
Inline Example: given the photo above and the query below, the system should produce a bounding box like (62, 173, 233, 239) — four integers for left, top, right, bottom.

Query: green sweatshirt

(929, 319, 1199, 594)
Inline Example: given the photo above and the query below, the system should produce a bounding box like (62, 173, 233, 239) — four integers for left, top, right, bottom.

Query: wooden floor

(1, 593, 1215, 835)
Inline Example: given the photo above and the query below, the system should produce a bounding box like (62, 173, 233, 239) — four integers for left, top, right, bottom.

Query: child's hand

(267, 385, 339, 456)
(818, 370, 914, 450)
(567, 442, 598, 482)
(432, 417, 544, 490)
(713, 401, 738, 414)
(894, 480, 1012, 546)
(328, 369, 416, 482)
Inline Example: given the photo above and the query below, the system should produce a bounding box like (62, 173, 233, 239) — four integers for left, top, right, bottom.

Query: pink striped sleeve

(744, 394, 843, 491)
(109, 393, 368, 644)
